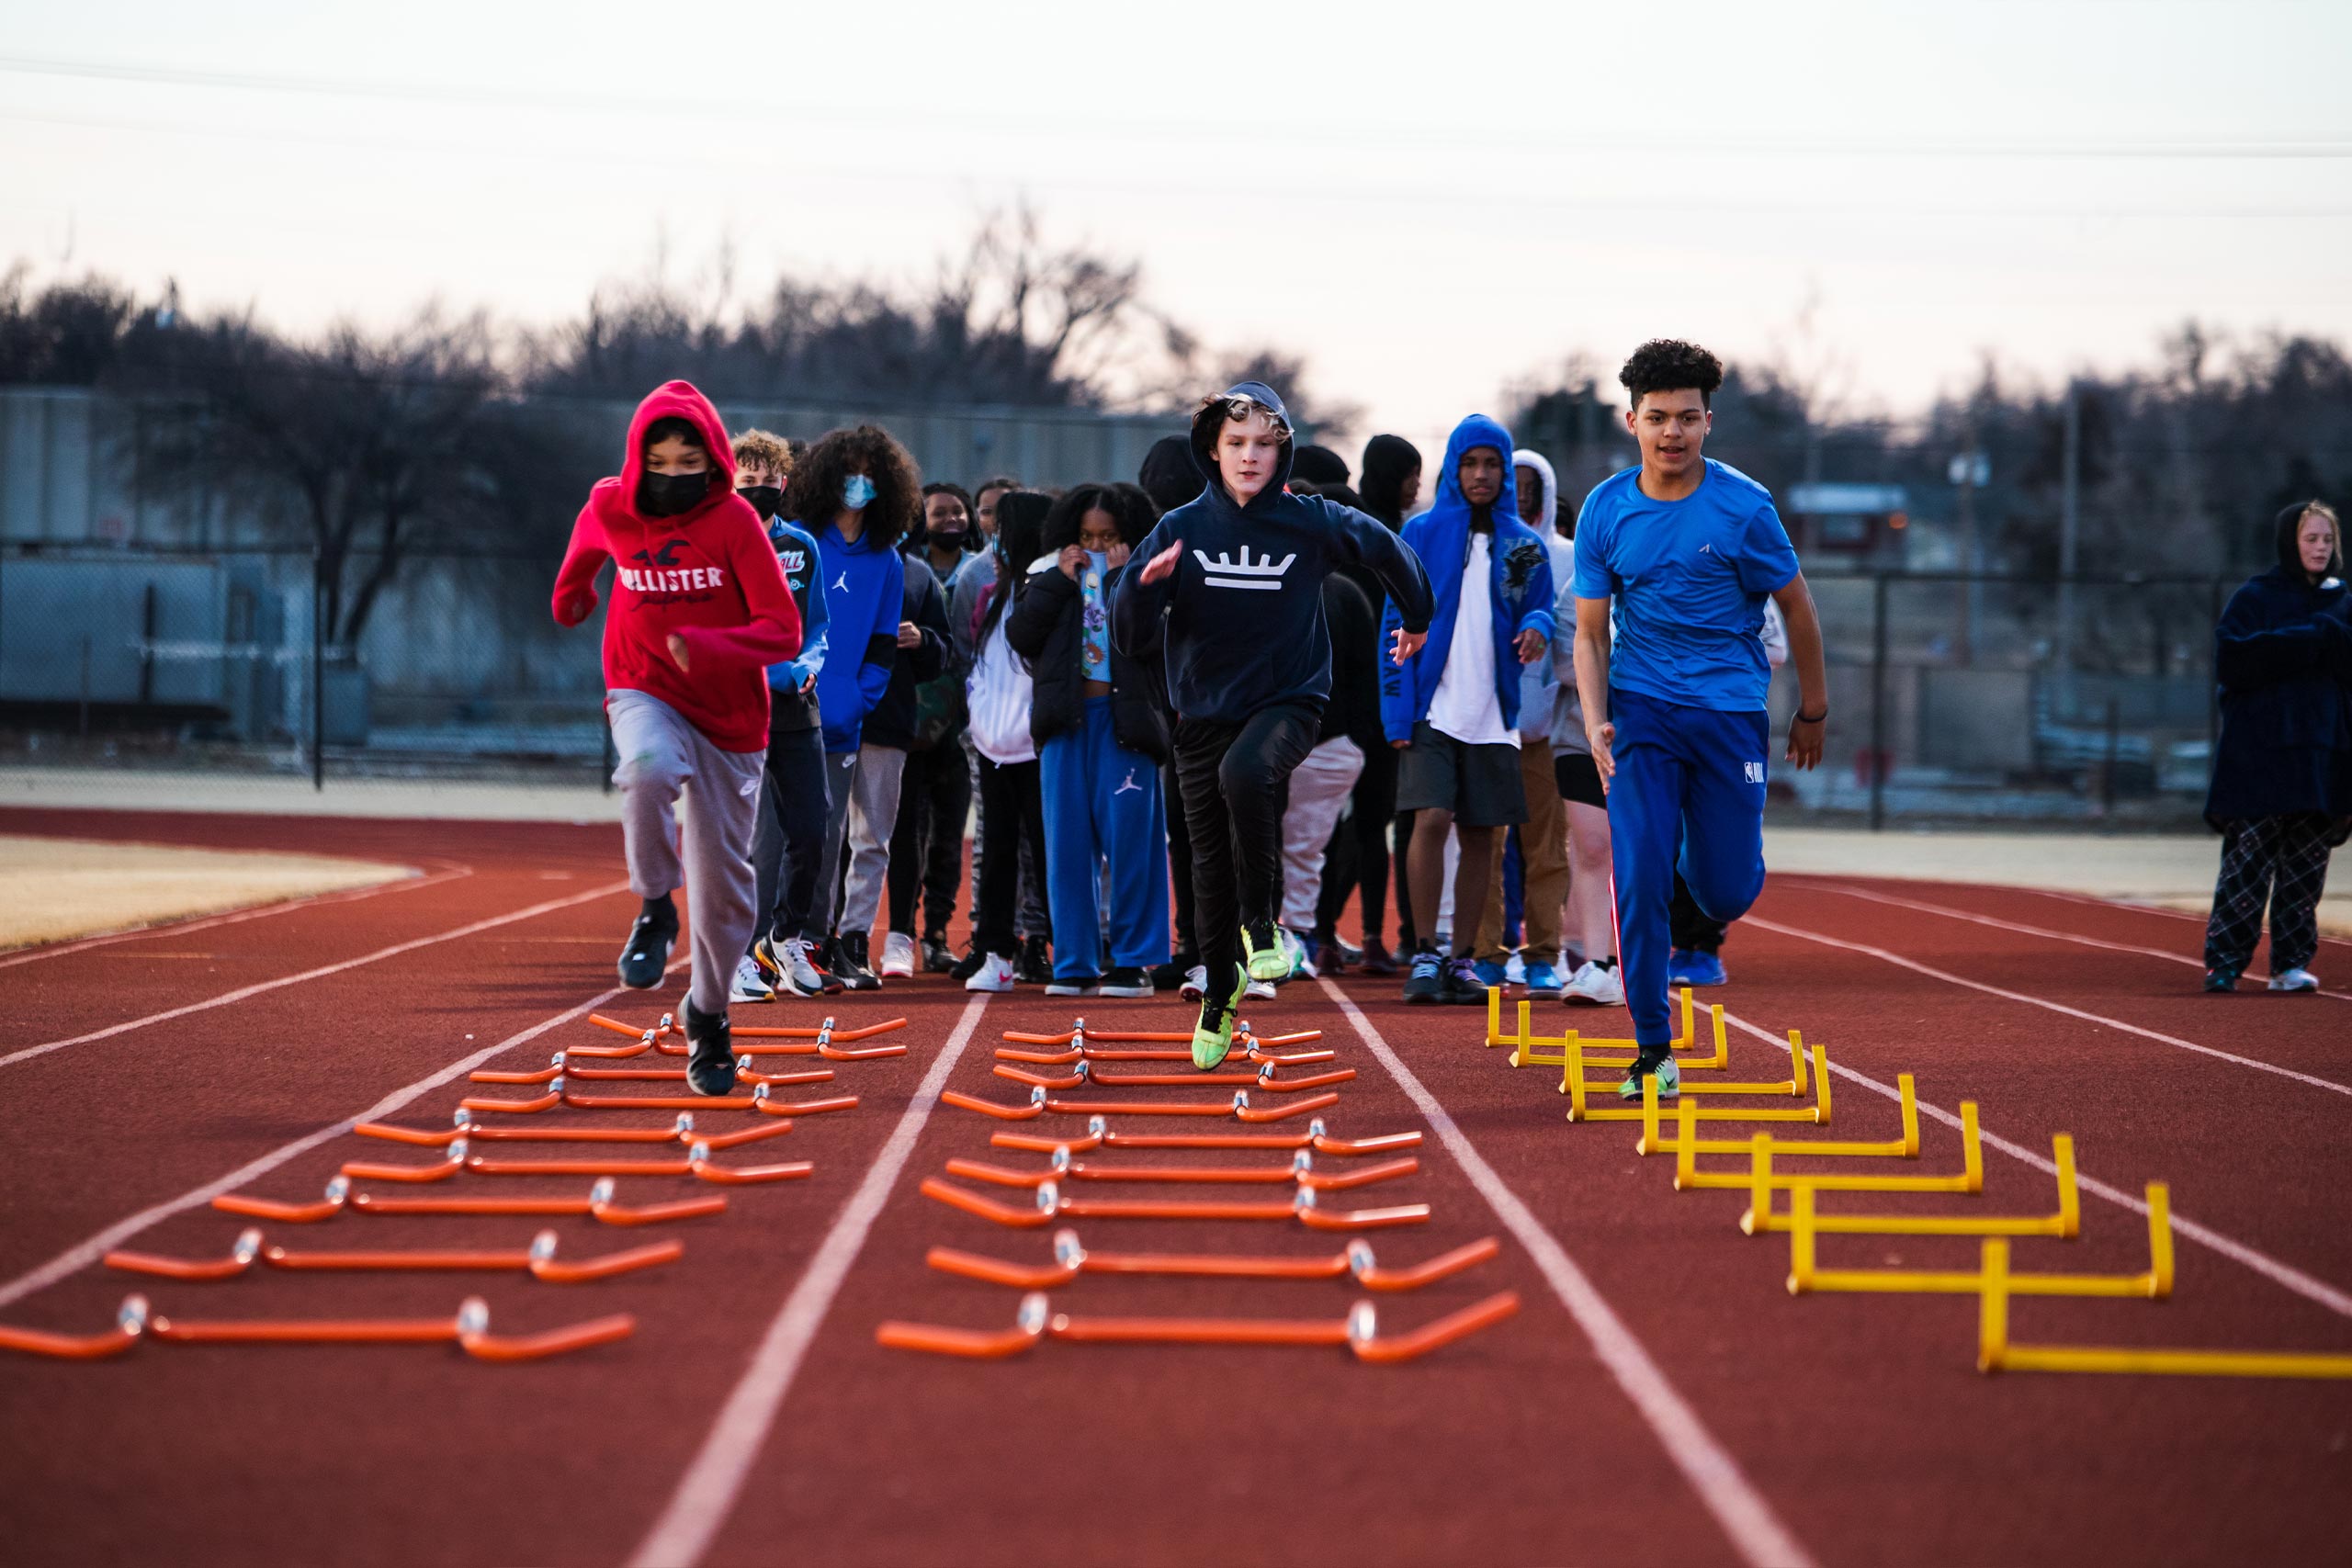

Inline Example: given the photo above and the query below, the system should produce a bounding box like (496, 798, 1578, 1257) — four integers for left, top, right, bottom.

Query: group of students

(552, 338, 1829, 1094)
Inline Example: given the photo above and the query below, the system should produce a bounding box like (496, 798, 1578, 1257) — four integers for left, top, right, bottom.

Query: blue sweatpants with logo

(1040, 694, 1171, 981)
(1607, 687, 1770, 1046)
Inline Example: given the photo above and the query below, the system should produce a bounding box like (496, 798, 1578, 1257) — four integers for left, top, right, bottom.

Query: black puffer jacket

(2203, 502, 2352, 834)
(1006, 558, 1170, 763)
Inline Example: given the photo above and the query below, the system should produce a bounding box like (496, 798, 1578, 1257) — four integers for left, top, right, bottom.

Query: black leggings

(888, 742, 971, 941)
(972, 756, 1047, 960)
(1163, 759, 1198, 961)
(1316, 739, 1397, 943)
(1173, 700, 1322, 988)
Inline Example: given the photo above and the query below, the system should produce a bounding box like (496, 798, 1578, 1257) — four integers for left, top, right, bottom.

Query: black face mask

(926, 527, 966, 551)
(739, 484, 784, 522)
(639, 469, 711, 518)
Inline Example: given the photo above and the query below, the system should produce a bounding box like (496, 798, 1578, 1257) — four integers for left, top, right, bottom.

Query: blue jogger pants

(1041, 695, 1170, 981)
(1606, 687, 1770, 1045)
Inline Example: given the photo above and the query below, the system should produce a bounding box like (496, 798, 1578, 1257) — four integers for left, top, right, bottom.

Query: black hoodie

(2202, 502, 2352, 829)
(1111, 382, 1432, 725)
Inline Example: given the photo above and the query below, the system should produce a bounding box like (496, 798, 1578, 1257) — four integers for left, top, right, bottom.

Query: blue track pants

(1041, 695, 1170, 981)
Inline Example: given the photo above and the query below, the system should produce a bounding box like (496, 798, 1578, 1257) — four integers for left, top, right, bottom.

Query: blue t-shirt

(1570, 459, 1800, 713)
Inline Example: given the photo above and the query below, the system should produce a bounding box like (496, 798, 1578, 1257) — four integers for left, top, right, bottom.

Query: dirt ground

(0, 834, 413, 949)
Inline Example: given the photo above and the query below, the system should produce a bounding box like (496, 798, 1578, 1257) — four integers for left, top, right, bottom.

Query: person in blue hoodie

(727, 429, 840, 1005)
(786, 423, 917, 991)
(1114, 382, 1433, 1067)
(1380, 415, 1556, 1006)
(1571, 340, 1828, 1102)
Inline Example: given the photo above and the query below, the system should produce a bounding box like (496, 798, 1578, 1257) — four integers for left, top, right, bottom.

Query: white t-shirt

(1427, 532, 1516, 749)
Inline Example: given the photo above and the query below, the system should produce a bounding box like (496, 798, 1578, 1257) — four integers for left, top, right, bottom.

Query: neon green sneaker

(1617, 1054, 1680, 1101)
(1192, 965, 1250, 1069)
(1242, 920, 1290, 983)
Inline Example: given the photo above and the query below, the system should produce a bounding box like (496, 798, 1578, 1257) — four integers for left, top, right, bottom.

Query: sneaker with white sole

(879, 931, 917, 979)
(1504, 951, 1527, 987)
(1283, 928, 1317, 980)
(770, 935, 837, 998)
(1246, 977, 1278, 1001)
(1100, 966, 1154, 998)
(1045, 975, 1101, 998)
(1181, 964, 1208, 1001)
(965, 953, 1016, 993)
(2268, 966, 2321, 993)
(1617, 1053, 1680, 1101)
(729, 953, 775, 1004)
(1561, 959, 1625, 1007)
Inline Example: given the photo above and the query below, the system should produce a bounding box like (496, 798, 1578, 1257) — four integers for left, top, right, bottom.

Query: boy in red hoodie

(552, 381, 803, 1094)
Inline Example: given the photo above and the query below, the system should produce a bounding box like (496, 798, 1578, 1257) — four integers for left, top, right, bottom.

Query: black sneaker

(1442, 954, 1488, 1006)
(683, 1000, 738, 1096)
(1402, 946, 1445, 1004)
(1149, 953, 1198, 993)
(2203, 967, 2239, 994)
(1015, 935, 1053, 986)
(833, 932, 881, 992)
(921, 935, 957, 975)
(1100, 966, 1154, 998)
(949, 945, 986, 983)
(617, 895, 677, 989)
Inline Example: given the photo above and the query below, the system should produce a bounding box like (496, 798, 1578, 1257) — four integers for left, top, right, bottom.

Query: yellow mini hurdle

(1566, 1041, 1830, 1134)
(1753, 1131, 2081, 1240)
(1668, 1077, 1923, 1176)
(1791, 1183, 2171, 1298)
(1492, 987, 1731, 1085)
(1976, 1237, 2352, 1379)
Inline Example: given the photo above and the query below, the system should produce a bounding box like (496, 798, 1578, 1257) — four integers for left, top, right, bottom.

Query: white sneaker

(1504, 952, 1527, 986)
(1283, 928, 1317, 980)
(2267, 966, 2321, 993)
(729, 953, 774, 1004)
(1181, 964, 1208, 1001)
(1561, 960, 1624, 1008)
(775, 936, 829, 998)
(965, 953, 1016, 993)
(1246, 977, 1277, 1001)
(880, 931, 917, 979)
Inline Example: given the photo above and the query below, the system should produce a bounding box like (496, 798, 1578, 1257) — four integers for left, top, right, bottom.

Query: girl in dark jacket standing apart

(2202, 500, 2352, 993)
(1010, 483, 1172, 997)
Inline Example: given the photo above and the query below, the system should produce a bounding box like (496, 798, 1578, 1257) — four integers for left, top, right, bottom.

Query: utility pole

(2056, 381, 2082, 711)
(1950, 431, 1983, 666)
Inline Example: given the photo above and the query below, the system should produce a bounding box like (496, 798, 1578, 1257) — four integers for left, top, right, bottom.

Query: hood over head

(2274, 500, 2344, 584)
(1358, 434, 1423, 529)
(1188, 380, 1296, 508)
(1292, 444, 1350, 488)
(1138, 434, 1204, 514)
(617, 379, 739, 527)
(1514, 449, 1559, 538)
(1426, 412, 1519, 531)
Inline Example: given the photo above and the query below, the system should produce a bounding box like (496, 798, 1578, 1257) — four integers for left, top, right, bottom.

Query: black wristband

(1795, 706, 1827, 724)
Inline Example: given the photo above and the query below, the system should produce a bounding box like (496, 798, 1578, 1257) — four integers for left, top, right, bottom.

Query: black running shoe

(1099, 966, 1153, 998)
(1015, 935, 1053, 986)
(949, 946, 986, 983)
(1401, 946, 1445, 1004)
(617, 895, 677, 989)
(2203, 967, 2239, 994)
(921, 935, 957, 975)
(1441, 954, 1488, 1006)
(684, 1000, 738, 1096)
(833, 931, 881, 992)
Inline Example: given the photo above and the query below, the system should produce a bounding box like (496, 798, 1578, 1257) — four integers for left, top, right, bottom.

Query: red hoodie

(551, 381, 802, 751)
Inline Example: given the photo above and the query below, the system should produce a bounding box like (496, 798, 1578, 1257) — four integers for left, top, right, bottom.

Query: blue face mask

(842, 474, 876, 511)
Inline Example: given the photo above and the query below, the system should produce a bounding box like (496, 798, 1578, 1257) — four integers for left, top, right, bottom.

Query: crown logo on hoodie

(1193, 545, 1297, 592)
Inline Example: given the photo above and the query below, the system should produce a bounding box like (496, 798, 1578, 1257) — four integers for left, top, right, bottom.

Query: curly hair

(1619, 339, 1724, 411)
(1041, 482, 1156, 554)
(786, 423, 921, 548)
(731, 427, 794, 478)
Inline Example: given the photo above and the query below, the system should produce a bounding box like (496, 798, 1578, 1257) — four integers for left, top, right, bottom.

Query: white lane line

(1716, 1008, 2352, 1321)
(1742, 914, 2352, 1099)
(1, 878, 629, 1069)
(629, 993, 990, 1568)
(1321, 979, 1814, 1568)
(0, 860, 472, 970)
(1804, 881, 2352, 1003)
(0, 967, 668, 1312)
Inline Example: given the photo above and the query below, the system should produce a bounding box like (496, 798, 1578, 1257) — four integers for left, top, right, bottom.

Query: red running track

(1, 808, 2347, 1566)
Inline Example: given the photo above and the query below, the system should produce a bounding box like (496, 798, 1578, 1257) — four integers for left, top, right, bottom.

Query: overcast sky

(4, 0, 2348, 466)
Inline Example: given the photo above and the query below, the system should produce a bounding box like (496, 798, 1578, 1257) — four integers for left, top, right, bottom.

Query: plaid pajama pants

(2203, 814, 2335, 976)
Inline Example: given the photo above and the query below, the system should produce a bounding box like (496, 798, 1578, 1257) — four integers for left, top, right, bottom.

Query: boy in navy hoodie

(787, 424, 919, 991)
(1114, 383, 1433, 1066)
(1382, 415, 1556, 1006)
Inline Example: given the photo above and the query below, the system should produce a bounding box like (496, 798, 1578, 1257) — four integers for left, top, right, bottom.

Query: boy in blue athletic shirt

(1571, 340, 1827, 1099)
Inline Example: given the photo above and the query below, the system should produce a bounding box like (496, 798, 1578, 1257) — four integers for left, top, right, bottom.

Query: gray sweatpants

(809, 747, 862, 939)
(840, 741, 909, 941)
(608, 689, 765, 1015)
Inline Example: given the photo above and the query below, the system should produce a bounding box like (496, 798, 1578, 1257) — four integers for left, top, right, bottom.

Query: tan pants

(1476, 741, 1568, 963)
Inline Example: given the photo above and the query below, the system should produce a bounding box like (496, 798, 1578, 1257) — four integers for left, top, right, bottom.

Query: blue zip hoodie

(1111, 381, 1432, 724)
(813, 522, 903, 754)
(1380, 413, 1556, 741)
(763, 516, 831, 730)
